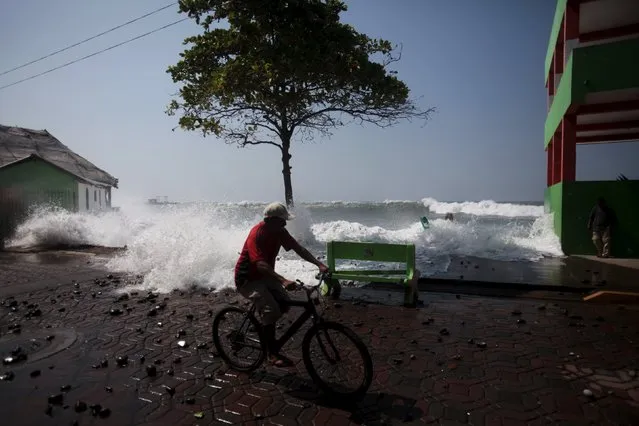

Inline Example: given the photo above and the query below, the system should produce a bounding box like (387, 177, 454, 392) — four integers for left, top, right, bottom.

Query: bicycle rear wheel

(212, 306, 266, 372)
(302, 321, 373, 400)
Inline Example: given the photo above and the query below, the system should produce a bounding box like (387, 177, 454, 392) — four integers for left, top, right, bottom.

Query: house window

(94, 190, 97, 202)
(99, 190, 102, 206)
(85, 188, 89, 210)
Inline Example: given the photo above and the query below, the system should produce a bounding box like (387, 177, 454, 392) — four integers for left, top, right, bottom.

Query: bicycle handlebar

(294, 271, 331, 294)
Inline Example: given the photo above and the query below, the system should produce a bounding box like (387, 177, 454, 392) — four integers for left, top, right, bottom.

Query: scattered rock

(109, 308, 122, 316)
(0, 372, 15, 381)
(105, 386, 113, 393)
(468, 338, 475, 344)
(30, 369, 41, 378)
(476, 342, 487, 349)
(391, 358, 403, 365)
(537, 305, 546, 311)
(44, 405, 53, 416)
(60, 384, 71, 392)
(410, 354, 416, 360)
(98, 408, 111, 418)
(176, 329, 186, 337)
(177, 340, 187, 348)
(517, 319, 527, 325)
(146, 365, 157, 377)
(439, 328, 449, 336)
(75, 401, 87, 413)
(115, 355, 128, 367)
(186, 314, 194, 320)
(184, 397, 196, 404)
(196, 342, 208, 350)
(166, 369, 174, 376)
(48, 393, 64, 405)
(583, 389, 594, 398)
(89, 404, 102, 417)
(163, 385, 176, 396)
(511, 310, 522, 316)
(45, 335, 55, 341)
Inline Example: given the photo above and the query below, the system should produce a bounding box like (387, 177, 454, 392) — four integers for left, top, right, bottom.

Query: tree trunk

(281, 141, 294, 208)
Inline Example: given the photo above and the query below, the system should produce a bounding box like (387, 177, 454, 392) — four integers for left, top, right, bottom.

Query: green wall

(572, 38, 639, 100)
(0, 157, 77, 199)
(0, 158, 78, 246)
(545, 182, 563, 237)
(548, 180, 639, 258)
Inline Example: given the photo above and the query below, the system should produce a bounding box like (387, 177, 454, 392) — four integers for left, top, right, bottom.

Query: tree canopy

(167, 0, 433, 206)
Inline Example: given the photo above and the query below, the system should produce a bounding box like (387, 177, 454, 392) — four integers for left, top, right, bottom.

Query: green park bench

(321, 241, 420, 307)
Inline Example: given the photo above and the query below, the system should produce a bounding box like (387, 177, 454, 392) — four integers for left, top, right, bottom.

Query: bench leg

(320, 278, 342, 300)
(403, 269, 421, 308)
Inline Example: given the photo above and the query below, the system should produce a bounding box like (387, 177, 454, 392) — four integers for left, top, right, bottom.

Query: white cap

(263, 202, 294, 220)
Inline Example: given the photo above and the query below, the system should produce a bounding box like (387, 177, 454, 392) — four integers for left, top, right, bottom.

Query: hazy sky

(1, 0, 638, 204)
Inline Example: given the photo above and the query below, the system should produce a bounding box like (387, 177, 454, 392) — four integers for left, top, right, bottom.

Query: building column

(552, 133, 562, 185)
(547, 144, 553, 187)
(560, 115, 577, 182)
(564, 0, 580, 60)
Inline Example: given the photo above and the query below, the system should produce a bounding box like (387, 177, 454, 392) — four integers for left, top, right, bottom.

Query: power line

(0, 18, 188, 92)
(0, 2, 178, 77)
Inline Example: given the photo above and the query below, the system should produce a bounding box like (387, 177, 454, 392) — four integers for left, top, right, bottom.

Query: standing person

(234, 202, 329, 366)
(587, 197, 617, 258)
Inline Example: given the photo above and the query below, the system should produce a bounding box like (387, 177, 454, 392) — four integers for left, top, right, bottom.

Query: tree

(167, 0, 433, 207)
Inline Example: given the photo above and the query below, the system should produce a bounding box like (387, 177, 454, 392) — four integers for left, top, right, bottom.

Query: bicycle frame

(271, 296, 321, 353)
(239, 277, 326, 354)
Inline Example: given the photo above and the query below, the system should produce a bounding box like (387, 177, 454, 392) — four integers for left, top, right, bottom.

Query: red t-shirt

(234, 221, 298, 286)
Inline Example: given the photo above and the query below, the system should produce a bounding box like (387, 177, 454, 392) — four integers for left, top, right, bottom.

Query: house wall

(0, 157, 77, 209)
(78, 182, 109, 212)
(0, 157, 78, 246)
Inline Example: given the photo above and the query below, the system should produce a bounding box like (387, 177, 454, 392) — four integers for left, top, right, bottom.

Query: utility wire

(0, 2, 178, 77)
(0, 18, 188, 91)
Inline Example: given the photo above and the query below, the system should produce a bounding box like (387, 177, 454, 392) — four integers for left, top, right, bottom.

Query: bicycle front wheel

(212, 306, 266, 372)
(302, 321, 373, 400)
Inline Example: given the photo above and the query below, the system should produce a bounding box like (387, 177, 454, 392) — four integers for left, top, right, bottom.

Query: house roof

(0, 125, 118, 188)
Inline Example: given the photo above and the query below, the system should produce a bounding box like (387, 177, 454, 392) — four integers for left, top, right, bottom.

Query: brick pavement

(1, 263, 639, 425)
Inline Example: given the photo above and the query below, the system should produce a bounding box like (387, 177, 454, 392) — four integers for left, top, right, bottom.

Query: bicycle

(212, 272, 373, 400)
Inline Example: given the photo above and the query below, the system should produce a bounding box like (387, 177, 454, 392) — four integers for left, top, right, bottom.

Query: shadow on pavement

(251, 369, 423, 425)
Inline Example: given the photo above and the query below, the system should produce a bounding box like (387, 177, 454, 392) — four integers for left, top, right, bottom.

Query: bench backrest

(326, 241, 415, 273)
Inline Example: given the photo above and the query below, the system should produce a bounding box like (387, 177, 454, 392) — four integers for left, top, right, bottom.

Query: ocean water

(6, 198, 563, 292)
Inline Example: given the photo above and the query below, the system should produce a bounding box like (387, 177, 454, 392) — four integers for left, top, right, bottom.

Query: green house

(0, 125, 118, 246)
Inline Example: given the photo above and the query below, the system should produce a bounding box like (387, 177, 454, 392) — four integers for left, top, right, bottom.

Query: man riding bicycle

(234, 202, 329, 367)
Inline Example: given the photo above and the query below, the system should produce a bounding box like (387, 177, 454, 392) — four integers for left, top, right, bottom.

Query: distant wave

(421, 198, 543, 218)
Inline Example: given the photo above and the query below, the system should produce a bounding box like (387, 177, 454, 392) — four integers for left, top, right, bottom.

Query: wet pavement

(428, 255, 639, 294)
(1, 256, 639, 425)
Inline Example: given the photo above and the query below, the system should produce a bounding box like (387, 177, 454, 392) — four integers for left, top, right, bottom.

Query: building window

(94, 190, 97, 202)
(85, 188, 89, 210)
